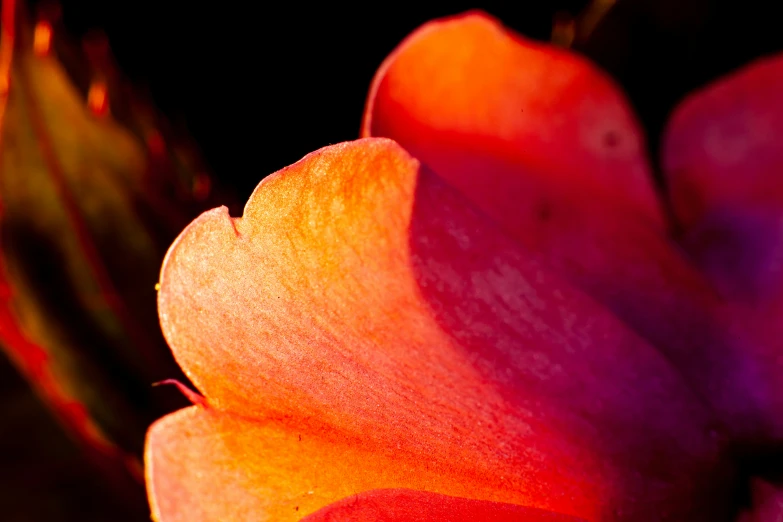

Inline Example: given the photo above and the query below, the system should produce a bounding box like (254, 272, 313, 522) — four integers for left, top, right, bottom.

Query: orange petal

(146, 407, 586, 522)
(360, 9, 763, 443)
(362, 11, 662, 227)
(157, 138, 730, 519)
(303, 489, 583, 521)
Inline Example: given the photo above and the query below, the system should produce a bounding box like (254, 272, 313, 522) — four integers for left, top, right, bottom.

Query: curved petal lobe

(362, 11, 662, 226)
(157, 138, 730, 520)
(360, 10, 767, 444)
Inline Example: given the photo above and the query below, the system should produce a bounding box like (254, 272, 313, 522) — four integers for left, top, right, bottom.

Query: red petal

(362, 11, 662, 227)
(303, 489, 584, 521)
(359, 10, 769, 441)
(156, 138, 729, 519)
(147, 407, 584, 522)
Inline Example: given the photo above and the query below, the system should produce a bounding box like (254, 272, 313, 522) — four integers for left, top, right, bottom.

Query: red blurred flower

(144, 11, 783, 521)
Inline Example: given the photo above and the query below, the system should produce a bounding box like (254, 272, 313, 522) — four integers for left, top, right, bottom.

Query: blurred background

(52, 0, 783, 199)
(0, 0, 781, 520)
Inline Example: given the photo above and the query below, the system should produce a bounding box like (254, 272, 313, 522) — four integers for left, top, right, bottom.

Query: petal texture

(147, 407, 583, 522)
(156, 138, 730, 520)
(360, 10, 764, 441)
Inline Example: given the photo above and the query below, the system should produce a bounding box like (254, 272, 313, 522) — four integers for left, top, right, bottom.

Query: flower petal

(663, 53, 783, 234)
(359, 9, 766, 442)
(661, 54, 783, 441)
(303, 489, 584, 521)
(157, 138, 730, 519)
(146, 407, 584, 522)
(662, 53, 783, 305)
(362, 11, 662, 226)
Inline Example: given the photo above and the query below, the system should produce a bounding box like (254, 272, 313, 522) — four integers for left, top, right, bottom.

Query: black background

(50, 0, 783, 201)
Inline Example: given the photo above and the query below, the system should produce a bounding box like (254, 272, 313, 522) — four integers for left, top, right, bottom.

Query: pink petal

(662, 53, 783, 442)
(662, 53, 783, 304)
(146, 407, 584, 522)
(360, 9, 765, 443)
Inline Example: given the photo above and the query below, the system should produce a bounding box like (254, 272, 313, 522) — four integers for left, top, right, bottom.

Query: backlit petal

(156, 138, 730, 520)
(360, 9, 762, 443)
(146, 407, 585, 522)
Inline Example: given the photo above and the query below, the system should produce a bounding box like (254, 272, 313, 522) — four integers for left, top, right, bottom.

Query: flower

(144, 10, 783, 522)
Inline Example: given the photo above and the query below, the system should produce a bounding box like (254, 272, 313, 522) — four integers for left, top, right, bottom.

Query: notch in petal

(157, 138, 730, 520)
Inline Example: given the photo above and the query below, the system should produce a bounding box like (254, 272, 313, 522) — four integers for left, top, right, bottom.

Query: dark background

(50, 0, 783, 200)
